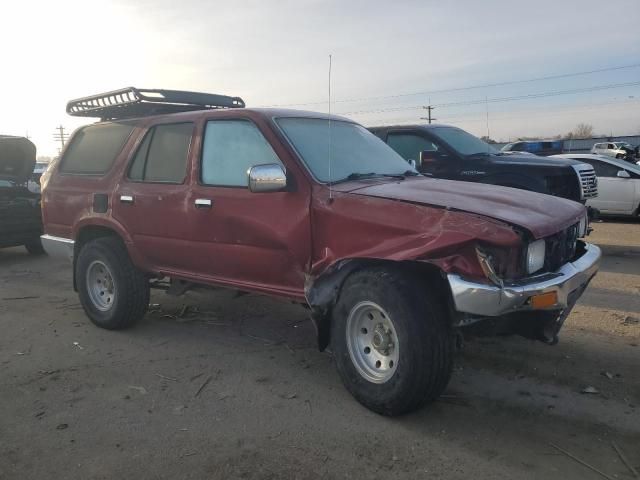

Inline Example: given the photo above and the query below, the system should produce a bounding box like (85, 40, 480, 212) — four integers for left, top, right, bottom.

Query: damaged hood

(338, 177, 585, 239)
(0, 136, 36, 184)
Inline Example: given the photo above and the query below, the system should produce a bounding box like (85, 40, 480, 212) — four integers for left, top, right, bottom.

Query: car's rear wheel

(331, 267, 453, 416)
(76, 236, 149, 329)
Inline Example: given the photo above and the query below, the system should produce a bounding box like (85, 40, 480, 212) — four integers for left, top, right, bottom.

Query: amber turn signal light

(529, 291, 558, 309)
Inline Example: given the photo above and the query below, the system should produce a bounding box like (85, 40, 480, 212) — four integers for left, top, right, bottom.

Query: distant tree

(480, 135, 497, 144)
(565, 123, 594, 139)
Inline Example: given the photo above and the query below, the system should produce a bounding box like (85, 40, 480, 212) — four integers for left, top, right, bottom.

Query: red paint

(42, 109, 588, 301)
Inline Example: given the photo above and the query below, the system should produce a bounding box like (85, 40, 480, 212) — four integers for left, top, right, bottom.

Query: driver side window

(386, 133, 439, 162)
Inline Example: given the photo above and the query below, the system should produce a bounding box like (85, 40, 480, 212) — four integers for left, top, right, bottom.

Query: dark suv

(41, 88, 600, 415)
(0, 135, 44, 254)
(370, 125, 597, 204)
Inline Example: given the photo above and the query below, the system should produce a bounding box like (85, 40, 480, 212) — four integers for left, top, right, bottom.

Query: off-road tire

(331, 267, 453, 416)
(24, 237, 45, 255)
(76, 236, 149, 330)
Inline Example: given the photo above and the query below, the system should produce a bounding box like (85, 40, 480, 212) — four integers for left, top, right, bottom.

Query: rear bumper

(41, 234, 74, 261)
(447, 242, 601, 317)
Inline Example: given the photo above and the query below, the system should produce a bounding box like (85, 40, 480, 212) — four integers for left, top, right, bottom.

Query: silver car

(553, 154, 640, 216)
(590, 141, 634, 159)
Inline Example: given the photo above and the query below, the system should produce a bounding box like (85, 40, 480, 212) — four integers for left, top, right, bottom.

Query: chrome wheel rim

(86, 260, 116, 311)
(346, 301, 399, 384)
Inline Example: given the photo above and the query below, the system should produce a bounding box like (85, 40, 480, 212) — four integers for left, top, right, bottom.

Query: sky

(1, 0, 639, 158)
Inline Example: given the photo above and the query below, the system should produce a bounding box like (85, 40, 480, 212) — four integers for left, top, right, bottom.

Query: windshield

(429, 126, 499, 155)
(615, 142, 632, 149)
(276, 117, 415, 182)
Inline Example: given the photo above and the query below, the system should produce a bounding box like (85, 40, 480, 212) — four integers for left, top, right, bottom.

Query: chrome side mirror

(617, 170, 631, 179)
(407, 159, 417, 169)
(248, 163, 287, 193)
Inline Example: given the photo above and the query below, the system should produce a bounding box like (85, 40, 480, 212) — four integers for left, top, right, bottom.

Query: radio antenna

(328, 54, 333, 201)
(485, 95, 491, 154)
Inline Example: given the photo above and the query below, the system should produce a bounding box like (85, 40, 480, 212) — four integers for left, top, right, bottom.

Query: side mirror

(419, 150, 439, 163)
(248, 163, 287, 193)
(407, 159, 417, 169)
(617, 170, 631, 179)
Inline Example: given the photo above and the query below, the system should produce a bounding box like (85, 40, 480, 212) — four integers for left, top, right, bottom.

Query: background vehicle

(501, 140, 563, 156)
(369, 125, 597, 204)
(41, 88, 600, 416)
(0, 135, 45, 254)
(553, 153, 640, 216)
(591, 141, 635, 160)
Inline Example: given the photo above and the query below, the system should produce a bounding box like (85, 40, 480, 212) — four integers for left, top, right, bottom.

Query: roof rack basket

(66, 87, 245, 120)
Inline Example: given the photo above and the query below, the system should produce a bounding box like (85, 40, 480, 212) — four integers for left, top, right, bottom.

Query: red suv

(41, 88, 601, 415)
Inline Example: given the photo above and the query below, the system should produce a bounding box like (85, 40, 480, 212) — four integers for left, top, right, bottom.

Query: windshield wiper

(331, 172, 412, 185)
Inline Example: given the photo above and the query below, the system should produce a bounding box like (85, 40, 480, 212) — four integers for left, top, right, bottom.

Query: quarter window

(201, 120, 281, 187)
(61, 122, 134, 174)
(386, 133, 439, 161)
(128, 123, 193, 183)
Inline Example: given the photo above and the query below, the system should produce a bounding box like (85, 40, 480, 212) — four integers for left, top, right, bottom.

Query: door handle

(120, 195, 134, 204)
(194, 198, 212, 208)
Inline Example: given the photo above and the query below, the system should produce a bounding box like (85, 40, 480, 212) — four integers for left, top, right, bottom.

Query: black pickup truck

(369, 125, 598, 204)
(0, 135, 44, 254)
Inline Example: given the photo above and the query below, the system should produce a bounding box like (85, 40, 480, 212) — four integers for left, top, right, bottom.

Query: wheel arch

(306, 258, 452, 351)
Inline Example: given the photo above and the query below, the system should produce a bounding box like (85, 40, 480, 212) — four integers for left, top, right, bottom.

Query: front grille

(575, 166, 598, 199)
(544, 224, 579, 272)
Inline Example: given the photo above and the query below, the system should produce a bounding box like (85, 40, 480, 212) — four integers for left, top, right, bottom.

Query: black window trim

(198, 117, 283, 189)
(58, 122, 136, 177)
(125, 121, 194, 185)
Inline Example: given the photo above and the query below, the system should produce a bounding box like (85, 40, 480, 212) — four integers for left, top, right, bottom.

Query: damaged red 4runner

(41, 88, 601, 415)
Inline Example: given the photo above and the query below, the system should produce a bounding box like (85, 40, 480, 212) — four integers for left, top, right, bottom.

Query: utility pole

(420, 105, 436, 124)
(53, 125, 69, 153)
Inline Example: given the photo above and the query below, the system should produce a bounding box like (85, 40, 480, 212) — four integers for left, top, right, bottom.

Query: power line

(261, 62, 640, 108)
(341, 81, 640, 116)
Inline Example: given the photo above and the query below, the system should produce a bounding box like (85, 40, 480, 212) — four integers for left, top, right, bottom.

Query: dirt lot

(1, 219, 638, 479)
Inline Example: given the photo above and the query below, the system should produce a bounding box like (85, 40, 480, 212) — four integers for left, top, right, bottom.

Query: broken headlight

(526, 239, 546, 274)
(578, 214, 588, 238)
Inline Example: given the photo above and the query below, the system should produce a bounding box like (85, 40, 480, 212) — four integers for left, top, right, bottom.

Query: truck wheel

(331, 267, 453, 416)
(76, 236, 149, 330)
(24, 238, 45, 255)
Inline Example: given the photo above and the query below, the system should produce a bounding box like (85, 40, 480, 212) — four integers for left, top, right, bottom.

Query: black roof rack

(66, 87, 245, 120)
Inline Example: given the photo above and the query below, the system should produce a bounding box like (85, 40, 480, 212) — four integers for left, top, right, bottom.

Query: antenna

(328, 54, 333, 201)
(485, 96, 490, 153)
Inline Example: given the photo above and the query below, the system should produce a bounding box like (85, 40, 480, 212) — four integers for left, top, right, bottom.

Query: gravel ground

(1, 219, 638, 479)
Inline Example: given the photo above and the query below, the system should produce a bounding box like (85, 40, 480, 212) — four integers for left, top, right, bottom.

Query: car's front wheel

(331, 267, 453, 416)
(76, 236, 149, 329)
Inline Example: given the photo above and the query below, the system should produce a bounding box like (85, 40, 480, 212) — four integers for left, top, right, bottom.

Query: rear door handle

(120, 195, 134, 204)
(195, 198, 212, 208)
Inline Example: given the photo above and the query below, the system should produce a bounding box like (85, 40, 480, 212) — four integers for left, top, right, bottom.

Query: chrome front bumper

(41, 234, 75, 261)
(447, 242, 601, 317)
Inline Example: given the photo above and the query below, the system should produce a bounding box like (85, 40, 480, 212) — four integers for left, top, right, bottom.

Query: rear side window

(128, 123, 193, 183)
(60, 123, 134, 174)
(201, 120, 281, 187)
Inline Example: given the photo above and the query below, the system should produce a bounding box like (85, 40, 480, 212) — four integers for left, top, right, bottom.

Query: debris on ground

(611, 441, 639, 479)
(155, 373, 178, 382)
(128, 386, 148, 395)
(72, 342, 84, 350)
(621, 316, 639, 326)
(549, 443, 615, 480)
(580, 386, 599, 395)
(194, 375, 213, 398)
(56, 424, 68, 430)
(601, 371, 614, 380)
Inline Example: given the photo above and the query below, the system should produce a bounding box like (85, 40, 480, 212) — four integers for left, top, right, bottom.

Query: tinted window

(386, 133, 439, 161)
(429, 126, 499, 155)
(581, 159, 620, 177)
(201, 120, 281, 187)
(128, 123, 192, 183)
(60, 123, 133, 174)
